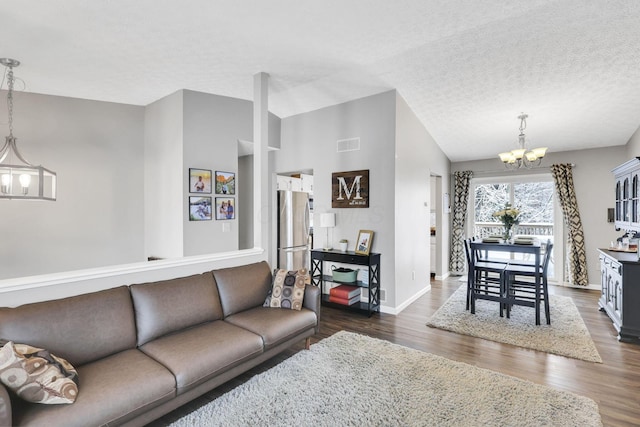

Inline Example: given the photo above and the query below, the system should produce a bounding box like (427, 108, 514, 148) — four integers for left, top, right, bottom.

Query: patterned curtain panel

(551, 164, 589, 286)
(449, 171, 473, 275)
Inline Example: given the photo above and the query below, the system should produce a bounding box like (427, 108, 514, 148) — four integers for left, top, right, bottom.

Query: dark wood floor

(149, 278, 640, 427)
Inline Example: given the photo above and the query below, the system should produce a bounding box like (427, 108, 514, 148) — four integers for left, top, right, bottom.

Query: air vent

(337, 137, 360, 153)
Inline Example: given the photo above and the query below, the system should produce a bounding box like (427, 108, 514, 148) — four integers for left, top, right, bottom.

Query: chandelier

(498, 113, 548, 170)
(0, 58, 56, 200)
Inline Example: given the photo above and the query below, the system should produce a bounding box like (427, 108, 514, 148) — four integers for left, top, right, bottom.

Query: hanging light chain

(6, 65, 14, 137)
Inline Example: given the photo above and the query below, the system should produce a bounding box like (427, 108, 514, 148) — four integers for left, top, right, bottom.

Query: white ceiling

(1, 0, 640, 162)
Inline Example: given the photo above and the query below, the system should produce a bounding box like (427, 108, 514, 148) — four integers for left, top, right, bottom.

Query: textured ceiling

(1, 0, 640, 161)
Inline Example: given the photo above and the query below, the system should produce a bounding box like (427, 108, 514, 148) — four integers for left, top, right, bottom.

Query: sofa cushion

(0, 286, 137, 367)
(139, 320, 263, 392)
(11, 349, 175, 427)
(263, 268, 308, 310)
(0, 341, 78, 404)
(225, 306, 318, 350)
(130, 272, 223, 346)
(213, 261, 273, 317)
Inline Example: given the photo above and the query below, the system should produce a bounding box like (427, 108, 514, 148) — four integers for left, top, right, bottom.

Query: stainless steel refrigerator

(278, 190, 311, 271)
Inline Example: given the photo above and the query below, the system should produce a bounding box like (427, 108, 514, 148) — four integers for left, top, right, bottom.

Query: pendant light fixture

(0, 58, 56, 200)
(498, 113, 548, 170)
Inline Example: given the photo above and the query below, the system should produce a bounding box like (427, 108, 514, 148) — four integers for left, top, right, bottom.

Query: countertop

(598, 248, 640, 264)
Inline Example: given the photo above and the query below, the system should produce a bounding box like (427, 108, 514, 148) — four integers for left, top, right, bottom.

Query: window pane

(514, 182, 554, 223)
(474, 183, 510, 222)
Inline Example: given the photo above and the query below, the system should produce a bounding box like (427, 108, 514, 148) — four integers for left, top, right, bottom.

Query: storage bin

(331, 266, 357, 283)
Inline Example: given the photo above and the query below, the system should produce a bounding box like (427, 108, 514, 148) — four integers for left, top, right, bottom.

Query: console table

(310, 249, 380, 316)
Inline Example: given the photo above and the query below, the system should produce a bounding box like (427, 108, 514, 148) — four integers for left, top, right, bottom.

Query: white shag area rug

(170, 331, 602, 427)
(427, 285, 602, 363)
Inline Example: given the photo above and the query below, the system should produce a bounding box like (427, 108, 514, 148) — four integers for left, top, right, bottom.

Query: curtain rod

(456, 163, 576, 177)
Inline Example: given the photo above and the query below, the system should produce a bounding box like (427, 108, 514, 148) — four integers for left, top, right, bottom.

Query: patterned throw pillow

(0, 340, 79, 404)
(263, 268, 308, 310)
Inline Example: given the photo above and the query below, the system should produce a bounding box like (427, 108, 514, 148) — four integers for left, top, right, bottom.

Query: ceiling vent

(337, 137, 360, 153)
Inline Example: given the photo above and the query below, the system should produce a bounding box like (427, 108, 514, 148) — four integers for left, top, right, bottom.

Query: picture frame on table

(189, 196, 212, 221)
(355, 230, 374, 255)
(215, 171, 236, 195)
(216, 197, 236, 220)
(189, 168, 212, 194)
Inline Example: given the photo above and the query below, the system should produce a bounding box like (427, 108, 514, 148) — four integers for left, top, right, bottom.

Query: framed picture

(189, 168, 212, 194)
(216, 197, 236, 220)
(189, 196, 212, 221)
(215, 171, 236, 195)
(355, 229, 374, 255)
(332, 169, 369, 208)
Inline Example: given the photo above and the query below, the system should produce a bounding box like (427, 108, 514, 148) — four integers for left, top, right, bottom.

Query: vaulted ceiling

(2, 0, 639, 161)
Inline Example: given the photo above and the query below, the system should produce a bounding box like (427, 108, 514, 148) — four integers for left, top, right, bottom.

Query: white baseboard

(380, 284, 431, 315)
(435, 271, 451, 280)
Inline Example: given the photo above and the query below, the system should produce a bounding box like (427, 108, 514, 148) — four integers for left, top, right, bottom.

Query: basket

(331, 266, 357, 283)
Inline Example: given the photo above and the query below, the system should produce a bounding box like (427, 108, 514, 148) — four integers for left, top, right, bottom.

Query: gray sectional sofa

(0, 261, 320, 426)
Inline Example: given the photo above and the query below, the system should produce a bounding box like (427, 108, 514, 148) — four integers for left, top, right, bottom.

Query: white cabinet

(276, 175, 301, 191)
(613, 158, 640, 231)
(300, 174, 313, 194)
(277, 174, 312, 193)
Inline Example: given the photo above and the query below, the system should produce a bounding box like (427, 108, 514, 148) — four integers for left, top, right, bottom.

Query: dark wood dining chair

(504, 240, 553, 325)
(464, 238, 507, 316)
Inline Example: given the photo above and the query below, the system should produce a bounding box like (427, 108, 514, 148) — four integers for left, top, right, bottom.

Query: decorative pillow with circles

(0, 340, 79, 404)
(263, 268, 308, 310)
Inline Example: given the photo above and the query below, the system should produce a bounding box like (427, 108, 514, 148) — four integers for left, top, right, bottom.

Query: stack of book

(328, 284, 361, 305)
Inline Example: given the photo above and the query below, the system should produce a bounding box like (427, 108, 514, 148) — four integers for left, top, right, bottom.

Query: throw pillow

(0, 340, 79, 404)
(263, 268, 308, 310)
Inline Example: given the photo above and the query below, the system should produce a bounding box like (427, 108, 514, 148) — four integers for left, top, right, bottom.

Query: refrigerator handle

(304, 198, 311, 239)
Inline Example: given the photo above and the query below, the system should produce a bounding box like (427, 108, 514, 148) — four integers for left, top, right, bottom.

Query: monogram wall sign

(332, 169, 369, 208)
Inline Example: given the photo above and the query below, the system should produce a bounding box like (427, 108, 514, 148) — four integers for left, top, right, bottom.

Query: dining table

(468, 238, 544, 322)
(470, 239, 542, 271)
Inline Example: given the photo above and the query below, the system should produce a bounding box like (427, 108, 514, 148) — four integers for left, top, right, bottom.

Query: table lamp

(319, 213, 336, 250)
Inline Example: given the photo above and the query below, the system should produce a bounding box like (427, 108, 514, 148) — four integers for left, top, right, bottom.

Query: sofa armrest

(0, 383, 12, 427)
(303, 284, 321, 333)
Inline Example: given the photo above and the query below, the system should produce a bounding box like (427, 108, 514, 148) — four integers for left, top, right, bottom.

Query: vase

(503, 226, 513, 242)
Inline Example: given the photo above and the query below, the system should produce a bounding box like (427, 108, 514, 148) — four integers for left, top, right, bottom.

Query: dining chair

(464, 238, 507, 316)
(504, 240, 553, 325)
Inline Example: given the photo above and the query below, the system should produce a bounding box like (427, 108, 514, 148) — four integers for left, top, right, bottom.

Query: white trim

(0, 248, 265, 307)
(468, 173, 563, 282)
(435, 271, 450, 280)
(0, 248, 263, 293)
(552, 281, 600, 291)
(380, 284, 431, 315)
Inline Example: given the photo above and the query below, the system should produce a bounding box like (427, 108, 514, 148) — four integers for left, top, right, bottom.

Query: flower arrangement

(493, 203, 520, 241)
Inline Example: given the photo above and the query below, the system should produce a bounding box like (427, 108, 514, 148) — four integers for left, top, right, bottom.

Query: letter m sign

(332, 170, 369, 208)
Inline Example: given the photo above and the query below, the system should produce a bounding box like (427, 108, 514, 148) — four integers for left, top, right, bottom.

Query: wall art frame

(215, 171, 236, 195)
(189, 168, 212, 194)
(332, 169, 369, 208)
(189, 196, 212, 221)
(355, 229, 374, 255)
(215, 197, 236, 220)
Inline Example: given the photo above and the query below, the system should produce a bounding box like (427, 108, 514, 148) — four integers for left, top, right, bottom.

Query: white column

(253, 72, 269, 251)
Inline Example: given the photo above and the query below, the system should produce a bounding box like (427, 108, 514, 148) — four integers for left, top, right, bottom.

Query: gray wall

(276, 90, 398, 306)
(238, 154, 254, 249)
(452, 146, 628, 285)
(182, 90, 253, 256)
(0, 91, 145, 279)
(144, 90, 184, 259)
(627, 125, 640, 158)
(394, 93, 451, 306)
(274, 90, 451, 310)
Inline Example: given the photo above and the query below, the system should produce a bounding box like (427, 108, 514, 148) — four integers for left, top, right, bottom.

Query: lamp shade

(319, 212, 336, 228)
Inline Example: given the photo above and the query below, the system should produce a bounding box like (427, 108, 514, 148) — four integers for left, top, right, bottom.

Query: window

(469, 174, 562, 281)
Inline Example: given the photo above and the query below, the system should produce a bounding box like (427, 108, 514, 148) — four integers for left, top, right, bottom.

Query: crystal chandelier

(0, 58, 56, 200)
(498, 113, 548, 170)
